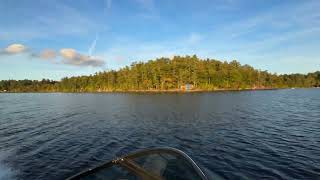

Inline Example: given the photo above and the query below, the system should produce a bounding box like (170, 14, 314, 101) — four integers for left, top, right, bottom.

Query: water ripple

(0, 89, 320, 179)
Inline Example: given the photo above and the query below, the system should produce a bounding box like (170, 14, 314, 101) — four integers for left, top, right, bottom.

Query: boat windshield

(67, 148, 208, 180)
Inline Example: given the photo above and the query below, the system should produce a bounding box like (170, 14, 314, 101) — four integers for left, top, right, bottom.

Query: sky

(0, 0, 319, 80)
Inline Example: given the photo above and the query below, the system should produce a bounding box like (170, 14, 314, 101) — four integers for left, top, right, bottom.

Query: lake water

(0, 89, 320, 179)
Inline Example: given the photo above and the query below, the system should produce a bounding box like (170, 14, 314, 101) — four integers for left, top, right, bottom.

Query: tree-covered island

(1, 55, 319, 92)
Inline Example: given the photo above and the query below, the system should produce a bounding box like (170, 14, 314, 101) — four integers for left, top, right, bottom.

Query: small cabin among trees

(180, 83, 194, 91)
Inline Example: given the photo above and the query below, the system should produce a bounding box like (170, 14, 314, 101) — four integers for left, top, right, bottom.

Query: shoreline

(2, 87, 317, 93)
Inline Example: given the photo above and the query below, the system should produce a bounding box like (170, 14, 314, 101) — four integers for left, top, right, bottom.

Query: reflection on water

(0, 89, 320, 179)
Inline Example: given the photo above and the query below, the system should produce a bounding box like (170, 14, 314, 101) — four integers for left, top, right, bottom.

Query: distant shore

(1, 57, 319, 93)
(112, 87, 279, 93)
(2, 87, 317, 93)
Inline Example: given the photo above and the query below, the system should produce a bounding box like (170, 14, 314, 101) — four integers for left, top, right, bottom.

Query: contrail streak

(88, 33, 99, 57)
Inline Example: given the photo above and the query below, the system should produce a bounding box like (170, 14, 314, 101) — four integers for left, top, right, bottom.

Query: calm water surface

(0, 89, 320, 179)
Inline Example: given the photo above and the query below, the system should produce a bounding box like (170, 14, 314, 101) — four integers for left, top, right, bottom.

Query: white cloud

(60, 48, 105, 67)
(1, 44, 105, 67)
(0, 44, 28, 55)
(4, 44, 27, 54)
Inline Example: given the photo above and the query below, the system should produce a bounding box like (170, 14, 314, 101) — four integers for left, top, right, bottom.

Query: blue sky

(0, 0, 319, 80)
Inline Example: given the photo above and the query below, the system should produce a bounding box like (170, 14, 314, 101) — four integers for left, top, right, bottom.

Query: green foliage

(0, 79, 58, 92)
(0, 56, 319, 92)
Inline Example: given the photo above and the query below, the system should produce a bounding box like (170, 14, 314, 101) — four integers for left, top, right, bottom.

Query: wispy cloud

(1, 0, 319, 75)
(136, 0, 155, 11)
(186, 33, 203, 44)
(106, 0, 112, 10)
(220, 1, 320, 40)
(98, 34, 206, 69)
(0, 1, 100, 40)
(197, 0, 320, 62)
(213, 0, 242, 11)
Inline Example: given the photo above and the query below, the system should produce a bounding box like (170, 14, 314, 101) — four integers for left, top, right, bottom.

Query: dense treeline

(1, 55, 320, 92)
(0, 79, 58, 92)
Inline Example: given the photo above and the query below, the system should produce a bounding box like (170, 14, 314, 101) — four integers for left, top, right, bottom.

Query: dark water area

(0, 89, 320, 180)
